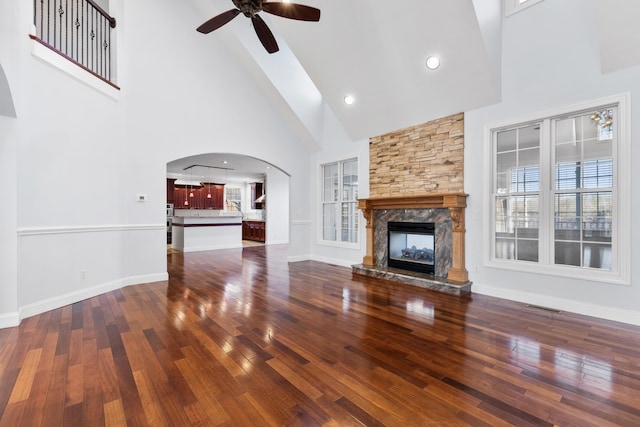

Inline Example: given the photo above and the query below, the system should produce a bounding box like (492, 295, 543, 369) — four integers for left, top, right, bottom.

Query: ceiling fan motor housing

(232, 0, 263, 17)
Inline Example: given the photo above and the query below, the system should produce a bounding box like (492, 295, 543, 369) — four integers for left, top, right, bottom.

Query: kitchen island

(171, 214, 243, 252)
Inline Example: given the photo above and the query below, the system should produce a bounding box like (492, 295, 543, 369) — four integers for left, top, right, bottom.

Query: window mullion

(610, 105, 620, 273)
(337, 169, 343, 240)
(490, 130, 498, 261)
(539, 118, 553, 265)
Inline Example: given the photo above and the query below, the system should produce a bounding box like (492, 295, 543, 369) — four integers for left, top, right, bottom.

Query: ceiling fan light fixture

(425, 56, 440, 70)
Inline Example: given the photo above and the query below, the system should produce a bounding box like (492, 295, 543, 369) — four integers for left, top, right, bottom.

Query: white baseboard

(288, 254, 312, 263)
(473, 282, 640, 326)
(17, 272, 168, 324)
(0, 312, 20, 329)
(182, 243, 243, 252)
(120, 273, 168, 287)
(309, 255, 356, 269)
(266, 240, 289, 245)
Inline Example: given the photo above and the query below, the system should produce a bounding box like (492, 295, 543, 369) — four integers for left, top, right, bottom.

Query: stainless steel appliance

(166, 204, 174, 244)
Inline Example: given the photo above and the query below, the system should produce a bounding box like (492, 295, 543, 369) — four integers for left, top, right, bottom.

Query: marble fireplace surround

(353, 193, 471, 295)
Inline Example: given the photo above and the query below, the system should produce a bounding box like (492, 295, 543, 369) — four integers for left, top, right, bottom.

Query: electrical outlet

(474, 265, 480, 273)
(81, 270, 87, 279)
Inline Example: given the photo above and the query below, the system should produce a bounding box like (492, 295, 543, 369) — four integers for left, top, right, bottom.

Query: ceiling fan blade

(251, 14, 279, 53)
(196, 9, 241, 34)
(262, 2, 320, 21)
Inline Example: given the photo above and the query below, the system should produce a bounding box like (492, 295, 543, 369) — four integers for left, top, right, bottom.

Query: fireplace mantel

(358, 193, 469, 283)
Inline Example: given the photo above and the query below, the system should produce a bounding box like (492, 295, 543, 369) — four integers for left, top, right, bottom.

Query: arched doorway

(166, 153, 290, 251)
(0, 64, 16, 118)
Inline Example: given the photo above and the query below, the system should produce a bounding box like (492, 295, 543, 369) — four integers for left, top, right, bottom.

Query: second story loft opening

(32, 0, 118, 88)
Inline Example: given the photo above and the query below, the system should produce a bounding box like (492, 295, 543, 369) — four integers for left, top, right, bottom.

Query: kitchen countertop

(172, 216, 242, 226)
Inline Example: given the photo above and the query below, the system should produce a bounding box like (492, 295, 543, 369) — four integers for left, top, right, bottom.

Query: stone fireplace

(352, 113, 471, 295)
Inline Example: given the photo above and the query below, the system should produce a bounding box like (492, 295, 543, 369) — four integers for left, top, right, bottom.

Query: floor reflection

(159, 245, 638, 425)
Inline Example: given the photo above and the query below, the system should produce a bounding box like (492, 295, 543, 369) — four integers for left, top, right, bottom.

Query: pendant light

(207, 167, 212, 199)
(183, 165, 191, 206)
(189, 166, 194, 198)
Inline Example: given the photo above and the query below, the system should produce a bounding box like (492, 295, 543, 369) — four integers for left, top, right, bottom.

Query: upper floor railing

(33, 0, 117, 86)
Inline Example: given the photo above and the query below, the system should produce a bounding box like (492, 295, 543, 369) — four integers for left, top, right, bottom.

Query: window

(225, 187, 241, 212)
(490, 96, 630, 284)
(321, 158, 358, 244)
(553, 111, 614, 269)
(495, 124, 541, 262)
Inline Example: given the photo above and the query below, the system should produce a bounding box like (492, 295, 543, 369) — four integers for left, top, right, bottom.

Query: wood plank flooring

(2, 244, 640, 426)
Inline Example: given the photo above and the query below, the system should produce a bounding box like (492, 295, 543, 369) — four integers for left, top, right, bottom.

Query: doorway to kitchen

(166, 152, 290, 254)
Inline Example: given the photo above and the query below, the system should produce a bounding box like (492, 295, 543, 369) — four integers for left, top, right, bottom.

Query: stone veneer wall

(369, 113, 464, 197)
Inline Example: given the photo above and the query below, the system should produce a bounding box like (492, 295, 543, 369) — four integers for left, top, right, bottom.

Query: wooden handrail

(86, 0, 117, 28)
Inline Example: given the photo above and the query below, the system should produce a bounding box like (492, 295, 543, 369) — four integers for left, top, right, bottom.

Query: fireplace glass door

(387, 222, 435, 274)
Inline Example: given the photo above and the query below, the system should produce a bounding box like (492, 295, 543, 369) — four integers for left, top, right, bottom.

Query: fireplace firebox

(387, 222, 435, 274)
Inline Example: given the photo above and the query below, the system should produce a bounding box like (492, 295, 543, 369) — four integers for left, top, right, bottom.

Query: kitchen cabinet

(174, 184, 224, 209)
(251, 182, 264, 210)
(242, 221, 265, 242)
(166, 179, 176, 204)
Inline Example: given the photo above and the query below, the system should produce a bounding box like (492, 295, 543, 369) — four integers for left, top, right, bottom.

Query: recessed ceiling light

(344, 95, 355, 105)
(223, 160, 228, 164)
(425, 56, 440, 70)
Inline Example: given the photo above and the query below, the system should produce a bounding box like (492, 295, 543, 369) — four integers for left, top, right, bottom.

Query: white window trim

(482, 93, 631, 285)
(317, 155, 360, 249)
(504, 0, 544, 18)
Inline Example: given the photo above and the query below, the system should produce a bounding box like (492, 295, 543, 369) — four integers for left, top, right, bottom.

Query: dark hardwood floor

(1, 244, 640, 426)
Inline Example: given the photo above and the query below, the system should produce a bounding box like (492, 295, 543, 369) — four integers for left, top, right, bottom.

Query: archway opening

(166, 153, 290, 252)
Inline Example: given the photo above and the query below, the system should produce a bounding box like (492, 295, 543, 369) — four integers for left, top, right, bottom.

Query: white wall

(0, 117, 18, 327)
(0, 0, 20, 328)
(0, 0, 315, 326)
(120, 0, 312, 249)
(465, 0, 640, 324)
(308, 104, 369, 267)
(265, 168, 289, 245)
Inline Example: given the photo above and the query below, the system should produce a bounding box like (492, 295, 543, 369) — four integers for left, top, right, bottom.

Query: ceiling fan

(197, 0, 321, 54)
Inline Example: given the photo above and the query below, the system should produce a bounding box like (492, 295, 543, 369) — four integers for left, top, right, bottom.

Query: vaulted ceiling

(185, 0, 640, 150)
(189, 0, 503, 145)
(269, 0, 503, 142)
